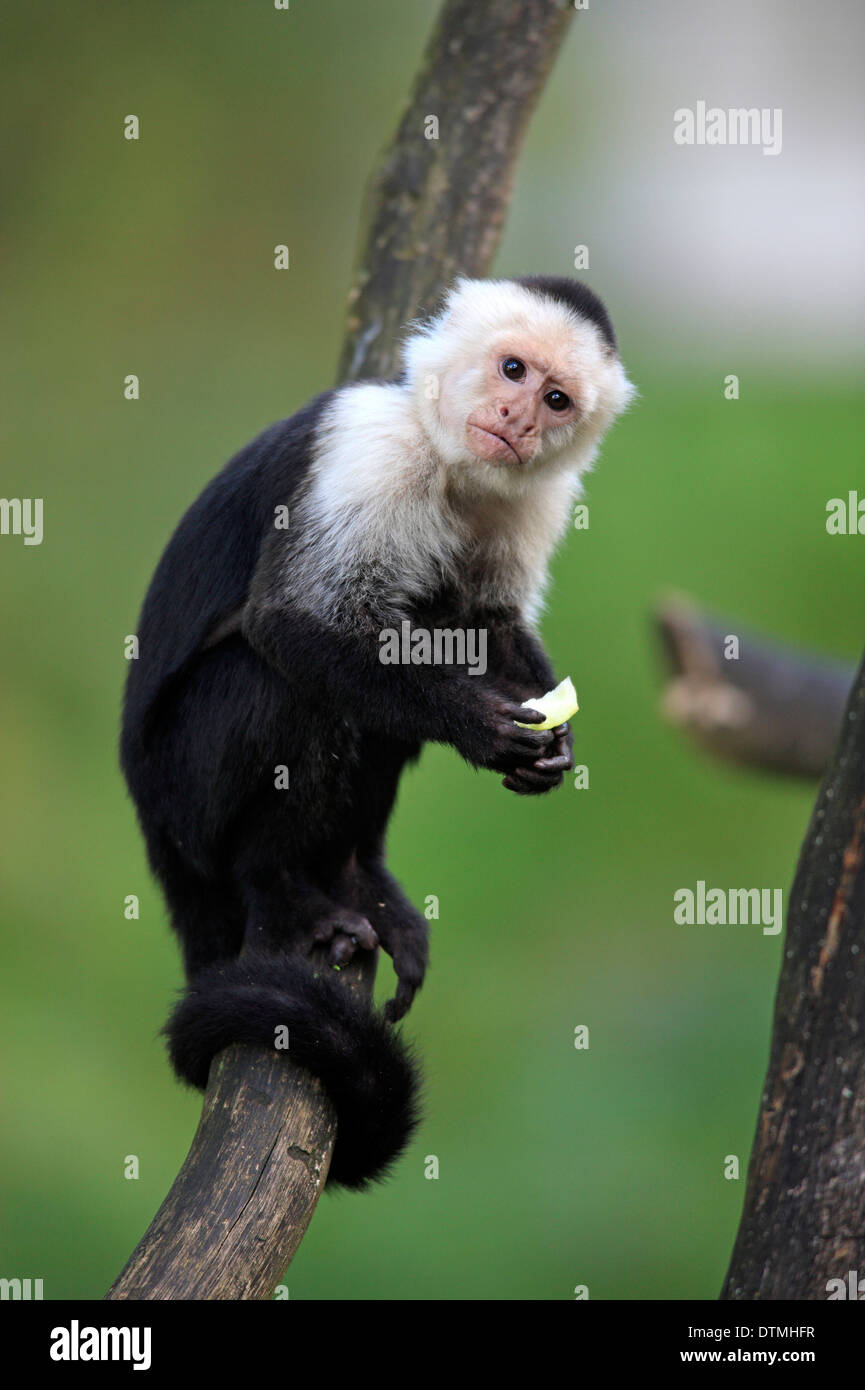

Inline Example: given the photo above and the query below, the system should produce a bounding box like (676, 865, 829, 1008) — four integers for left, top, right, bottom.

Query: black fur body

(120, 277, 625, 1189)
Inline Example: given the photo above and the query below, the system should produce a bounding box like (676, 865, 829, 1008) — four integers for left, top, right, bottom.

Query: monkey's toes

(384, 986, 413, 1023)
(383, 952, 426, 1021)
(311, 911, 379, 967)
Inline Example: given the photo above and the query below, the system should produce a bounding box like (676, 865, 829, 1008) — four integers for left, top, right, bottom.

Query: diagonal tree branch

(339, 0, 575, 382)
(107, 0, 575, 1301)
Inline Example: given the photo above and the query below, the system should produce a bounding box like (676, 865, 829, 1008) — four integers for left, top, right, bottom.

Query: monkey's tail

(163, 951, 420, 1190)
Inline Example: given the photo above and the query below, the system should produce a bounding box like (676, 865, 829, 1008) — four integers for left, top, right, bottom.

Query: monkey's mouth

(465, 423, 525, 465)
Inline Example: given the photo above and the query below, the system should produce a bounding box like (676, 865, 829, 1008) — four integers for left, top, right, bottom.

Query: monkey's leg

(232, 841, 379, 968)
(147, 831, 245, 978)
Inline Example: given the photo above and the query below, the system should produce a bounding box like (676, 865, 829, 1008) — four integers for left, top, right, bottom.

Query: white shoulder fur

(285, 279, 634, 625)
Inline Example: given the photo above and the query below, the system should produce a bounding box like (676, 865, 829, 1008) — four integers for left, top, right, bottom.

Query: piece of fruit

(515, 676, 579, 731)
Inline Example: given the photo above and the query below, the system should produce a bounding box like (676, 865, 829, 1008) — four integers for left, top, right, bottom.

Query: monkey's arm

(481, 609, 575, 796)
(241, 593, 554, 777)
(482, 610, 557, 694)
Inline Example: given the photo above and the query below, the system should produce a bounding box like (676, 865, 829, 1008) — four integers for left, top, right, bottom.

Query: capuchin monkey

(120, 275, 634, 1188)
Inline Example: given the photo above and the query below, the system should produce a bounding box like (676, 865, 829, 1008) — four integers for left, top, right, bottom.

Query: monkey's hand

(502, 721, 574, 796)
(461, 693, 558, 775)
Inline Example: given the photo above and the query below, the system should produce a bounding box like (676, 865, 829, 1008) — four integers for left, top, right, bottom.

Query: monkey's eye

(501, 357, 526, 381)
(544, 390, 571, 413)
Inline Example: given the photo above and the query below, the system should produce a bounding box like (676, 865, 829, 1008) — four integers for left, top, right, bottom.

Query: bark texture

(721, 650, 865, 1299)
(106, 955, 373, 1301)
(338, 0, 575, 381)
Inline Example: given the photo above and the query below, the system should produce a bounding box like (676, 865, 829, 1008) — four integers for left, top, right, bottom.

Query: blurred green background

(2, 1, 862, 1300)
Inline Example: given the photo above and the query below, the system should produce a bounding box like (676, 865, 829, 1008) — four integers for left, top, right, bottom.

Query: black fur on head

(513, 275, 619, 353)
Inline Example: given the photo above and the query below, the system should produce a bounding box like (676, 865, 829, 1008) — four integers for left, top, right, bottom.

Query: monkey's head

(402, 276, 635, 490)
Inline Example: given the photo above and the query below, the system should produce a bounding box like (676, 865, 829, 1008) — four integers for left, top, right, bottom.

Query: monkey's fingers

(546, 725, 575, 767)
(312, 911, 379, 967)
(384, 979, 417, 1023)
(313, 911, 377, 946)
(503, 765, 565, 794)
(500, 700, 545, 724)
(497, 721, 555, 753)
(374, 917, 427, 1023)
(329, 935, 356, 966)
(328, 924, 379, 966)
(532, 752, 572, 773)
(346, 917, 379, 950)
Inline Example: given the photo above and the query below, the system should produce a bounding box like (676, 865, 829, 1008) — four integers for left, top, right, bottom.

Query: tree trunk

(721, 647, 865, 1299)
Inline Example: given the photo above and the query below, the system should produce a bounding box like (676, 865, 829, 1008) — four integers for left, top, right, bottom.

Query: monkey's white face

(402, 278, 634, 485)
(445, 338, 582, 467)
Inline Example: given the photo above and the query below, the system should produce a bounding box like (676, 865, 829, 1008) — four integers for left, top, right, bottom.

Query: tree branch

(338, 0, 574, 382)
(107, 0, 574, 1301)
(721, 645, 865, 1299)
(655, 595, 854, 779)
(107, 956, 373, 1301)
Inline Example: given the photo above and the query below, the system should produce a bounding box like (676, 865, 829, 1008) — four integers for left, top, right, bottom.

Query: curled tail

(163, 951, 420, 1190)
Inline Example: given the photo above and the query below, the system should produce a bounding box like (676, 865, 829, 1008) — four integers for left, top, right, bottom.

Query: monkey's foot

(375, 922, 428, 1023)
(311, 909, 379, 968)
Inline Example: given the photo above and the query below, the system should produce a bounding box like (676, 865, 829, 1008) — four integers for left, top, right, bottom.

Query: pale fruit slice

(515, 676, 578, 731)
